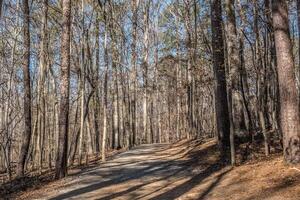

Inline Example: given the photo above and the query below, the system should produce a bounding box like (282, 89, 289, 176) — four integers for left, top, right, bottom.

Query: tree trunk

(253, 0, 270, 156)
(237, 0, 253, 137)
(184, 0, 194, 139)
(94, 17, 101, 155)
(17, 0, 32, 178)
(130, 0, 139, 147)
(78, 0, 85, 165)
(297, 0, 300, 96)
(36, 0, 48, 173)
(101, 5, 109, 161)
(0, 0, 3, 18)
(55, 0, 71, 179)
(211, 0, 231, 157)
(272, 0, 300, 164)
(225, 0, 245, 134)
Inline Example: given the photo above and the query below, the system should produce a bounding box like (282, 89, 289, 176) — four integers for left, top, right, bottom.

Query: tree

(225, 0, 245, 136)
(253, 0, 270, 156)
(225, 0, 245, 165)
(16, 0, 32, 178)
(101, 1, 109, 161)
(36, 0, 49, 173)
(130, 0, 139, 147)
(142, 0, 150, 143)
(78, 0, 85, 166)
(0, 0, 3, 18)
(272, 0, 300, 164)
(2, 0, 300, 184)
(55, 0, 72, 179)
(297, 0, 300, 86)
(210, 0, 230, 157)
(184, 0, 195, 139)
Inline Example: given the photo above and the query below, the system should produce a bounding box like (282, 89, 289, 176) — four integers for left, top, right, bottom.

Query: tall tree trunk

(171, 7, 181, 141)
(253, 0, 270, 156)
(113, 64, 119, 149)
(184, 0, 194, 139)
(265, 0, 280, 135)
(142, 0, 150, 144)
(130, 0, 139, 146)
(55, 0, 71, 179)
(78, 74, 85, 165)
(0, 0, 3, 18)
(225, 0, 244, 165)
(101, 5, 109, 161)
(237, 0, 253, 136)
(17, 0, 32, 177)
(211, 0, 230, 157)
(225, 0, 245, 134)
(272, 0, 300, 164)
(36, 0, 49, 173)
(297, 0, 300, 95)
(94, 15, 101, 155)
(78, 0, 85, 165)
(154, 18, 161, 143)
(108, 1, 120, 149)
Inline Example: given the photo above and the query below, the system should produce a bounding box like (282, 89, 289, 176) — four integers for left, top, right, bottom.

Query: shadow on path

(49, 141, 225, 200)
(148, 163, 230, 200)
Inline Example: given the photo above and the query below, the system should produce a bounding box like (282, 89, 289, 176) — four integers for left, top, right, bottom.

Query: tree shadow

(148, 163, 230, 200)
(48, 141, 225, 200)
(243, 174, 300, 200)
(0, 173, 54, 199)
(49, 159, 183, 200)
(197, 167, 232, 199)
(96, 163, 187, 200)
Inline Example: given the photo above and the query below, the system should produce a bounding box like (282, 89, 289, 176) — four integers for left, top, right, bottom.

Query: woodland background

(0, 0, 300, 185)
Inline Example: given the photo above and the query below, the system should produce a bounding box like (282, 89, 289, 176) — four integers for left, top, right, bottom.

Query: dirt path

(17, 140, 300, 200)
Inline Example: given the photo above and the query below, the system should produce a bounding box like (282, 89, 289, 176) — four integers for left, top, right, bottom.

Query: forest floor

(4, 139, 300, 200)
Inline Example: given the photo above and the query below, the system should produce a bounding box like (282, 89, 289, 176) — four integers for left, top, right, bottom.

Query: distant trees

(1, 0, 300, 183)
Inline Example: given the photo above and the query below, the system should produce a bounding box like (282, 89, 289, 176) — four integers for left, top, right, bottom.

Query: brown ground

(5, 139, 300, 200)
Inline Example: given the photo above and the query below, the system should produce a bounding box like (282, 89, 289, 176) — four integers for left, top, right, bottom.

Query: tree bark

(130, 0, 139, 146)
(55, 0, 71, 179)
(36, 0, 48, 173)
(78, 0, 85, 165)
(297, 0, 300, 95)
(225, 0, 246, 134)
(211, 0, 231, 157)
(101, 4, 109, 161)
(17, 0, 32, 178)
(142, 0, 150, 144)
(253, 0, 270, 156)
(0, 0, 3, 18)
(272, 0, 300, 164)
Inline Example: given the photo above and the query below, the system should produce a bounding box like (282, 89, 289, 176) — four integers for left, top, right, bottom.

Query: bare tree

(0, 0, 3, 18)
(16, 0, 32, 178)
(55, 0, 72, 179)
(130, 0, 139, 146)
(272, 0, 300, 164)
(211, 0, 230, 158)
(225, 0, 245, 136)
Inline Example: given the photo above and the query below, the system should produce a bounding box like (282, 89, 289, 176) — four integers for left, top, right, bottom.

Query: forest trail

(17, 140, 300, 200)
